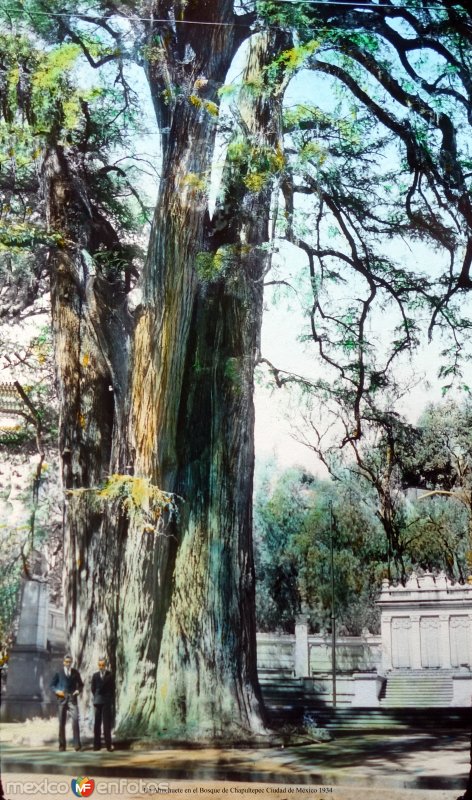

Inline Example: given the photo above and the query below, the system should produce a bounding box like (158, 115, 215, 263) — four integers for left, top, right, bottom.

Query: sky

(254, 277, 472, 473)
(251, 58, 472, 474)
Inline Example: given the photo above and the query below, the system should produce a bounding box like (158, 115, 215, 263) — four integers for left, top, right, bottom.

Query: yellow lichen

(181, 172, 207, 191)
(203, 100, 219, 118)
(243, 172, 268, 192)
(96, 474, 179, 531)
(160, 681, 168, 700)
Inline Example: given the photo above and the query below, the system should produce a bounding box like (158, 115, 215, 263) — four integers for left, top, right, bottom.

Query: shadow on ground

(1, 729, 470, 790)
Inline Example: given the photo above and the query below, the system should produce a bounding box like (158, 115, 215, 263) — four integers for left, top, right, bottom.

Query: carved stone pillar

(468, 614, 472, 668)
(439, 613, 452, 668)
(410, 614, 422, 669)
(419, 616, 440, 667)
(381, 613, 392, 671)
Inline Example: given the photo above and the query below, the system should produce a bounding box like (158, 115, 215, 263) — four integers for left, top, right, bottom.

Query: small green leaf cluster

(195, 249, 233, 282)
(224, 357, 242, 390)
(226, 139, 285, 193)
(0, 222, 66, 252)
(265, 40, 318, 85)
(68, 475, 180, 534)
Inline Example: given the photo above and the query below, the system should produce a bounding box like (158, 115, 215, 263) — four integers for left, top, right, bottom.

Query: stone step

(383, 687, 453, 693)
(260, 673, 468, 725)
(383, 684, 453, 689)
(298, 708, 471, 734)
(383, 678, 454, 684)
(381, 670, 454, 708)
(261, 695, 467, 727)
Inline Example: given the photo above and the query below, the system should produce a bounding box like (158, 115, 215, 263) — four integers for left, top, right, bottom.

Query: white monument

(2, 575, 53, 720)
(377, 571, 472, 705)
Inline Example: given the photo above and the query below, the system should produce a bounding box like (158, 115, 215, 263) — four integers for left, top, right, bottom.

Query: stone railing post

(294, 615, 310, 678)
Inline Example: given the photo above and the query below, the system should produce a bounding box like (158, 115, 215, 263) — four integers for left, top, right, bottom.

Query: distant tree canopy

(260, 0, 472, 441)
(254, 466, 385, 634)
(258, 399, 472, 622)
(1, 0, 472, 740)
(254, 407, 471, 633)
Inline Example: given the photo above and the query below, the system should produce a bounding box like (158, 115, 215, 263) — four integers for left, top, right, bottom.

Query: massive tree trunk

(116, 21, 287, 739)
(46, 1, 287, 740)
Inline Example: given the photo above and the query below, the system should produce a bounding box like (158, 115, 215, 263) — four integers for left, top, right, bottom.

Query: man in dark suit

(50, 654, 84, 751)
(91, 657, 115, 751)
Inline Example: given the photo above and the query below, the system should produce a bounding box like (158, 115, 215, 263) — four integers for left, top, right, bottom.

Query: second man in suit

(91, 657, 115, 751)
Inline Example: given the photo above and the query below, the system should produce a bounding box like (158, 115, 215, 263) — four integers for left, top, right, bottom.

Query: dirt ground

(2, 718, 468, 800)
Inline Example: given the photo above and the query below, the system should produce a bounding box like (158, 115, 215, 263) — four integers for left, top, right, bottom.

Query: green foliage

(0, 34, 87, 136)
(196, 243, 262, 283)
(0, 223, 67, 251)
(254, 467, 384, 634)
(265, 40, 318, 85)
(333, 397, 471, 581)
(195, 246, 238, 281)
(0, 428, 31, 446)
(223, 357, 242, 391)
(255, 0, 314, 36)
(0, 27, 150, 305)
(226, 139, 285, 192)
(398, 400, 472, 495)
(404, 495, 469, 580)
(69, 474, 179, 533)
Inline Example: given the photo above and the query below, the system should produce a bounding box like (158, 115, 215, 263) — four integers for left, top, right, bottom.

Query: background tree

(259, 0, 472, 453)
(254, 1, 472, 592)
(399, 400, 472, 578)
(254, 466, 385, 634)
(0, 323, 62, 663)
(292, 381, 422, 582)
(291, 390, 472, 585)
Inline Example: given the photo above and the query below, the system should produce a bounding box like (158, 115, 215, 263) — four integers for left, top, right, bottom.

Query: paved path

(1, 725, 470, 799)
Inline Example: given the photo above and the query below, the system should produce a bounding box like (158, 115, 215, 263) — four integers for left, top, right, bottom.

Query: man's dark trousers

(58, 697, 80, 750)
(94, 702, 112, 749)
(50, 667, 83, 750)
(91, 670, 115, 750)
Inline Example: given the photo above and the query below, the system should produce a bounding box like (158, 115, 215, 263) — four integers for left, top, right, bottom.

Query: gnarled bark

(116, 27, 287, 739)
(43, 142, 131, 692)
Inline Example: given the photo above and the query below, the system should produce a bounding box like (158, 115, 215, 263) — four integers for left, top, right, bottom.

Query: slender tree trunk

(43, 142, 130, 688)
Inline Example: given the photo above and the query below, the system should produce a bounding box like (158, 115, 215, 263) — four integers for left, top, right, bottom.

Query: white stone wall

(377, 572, 472, 672)
(256, 630, 382, 677)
